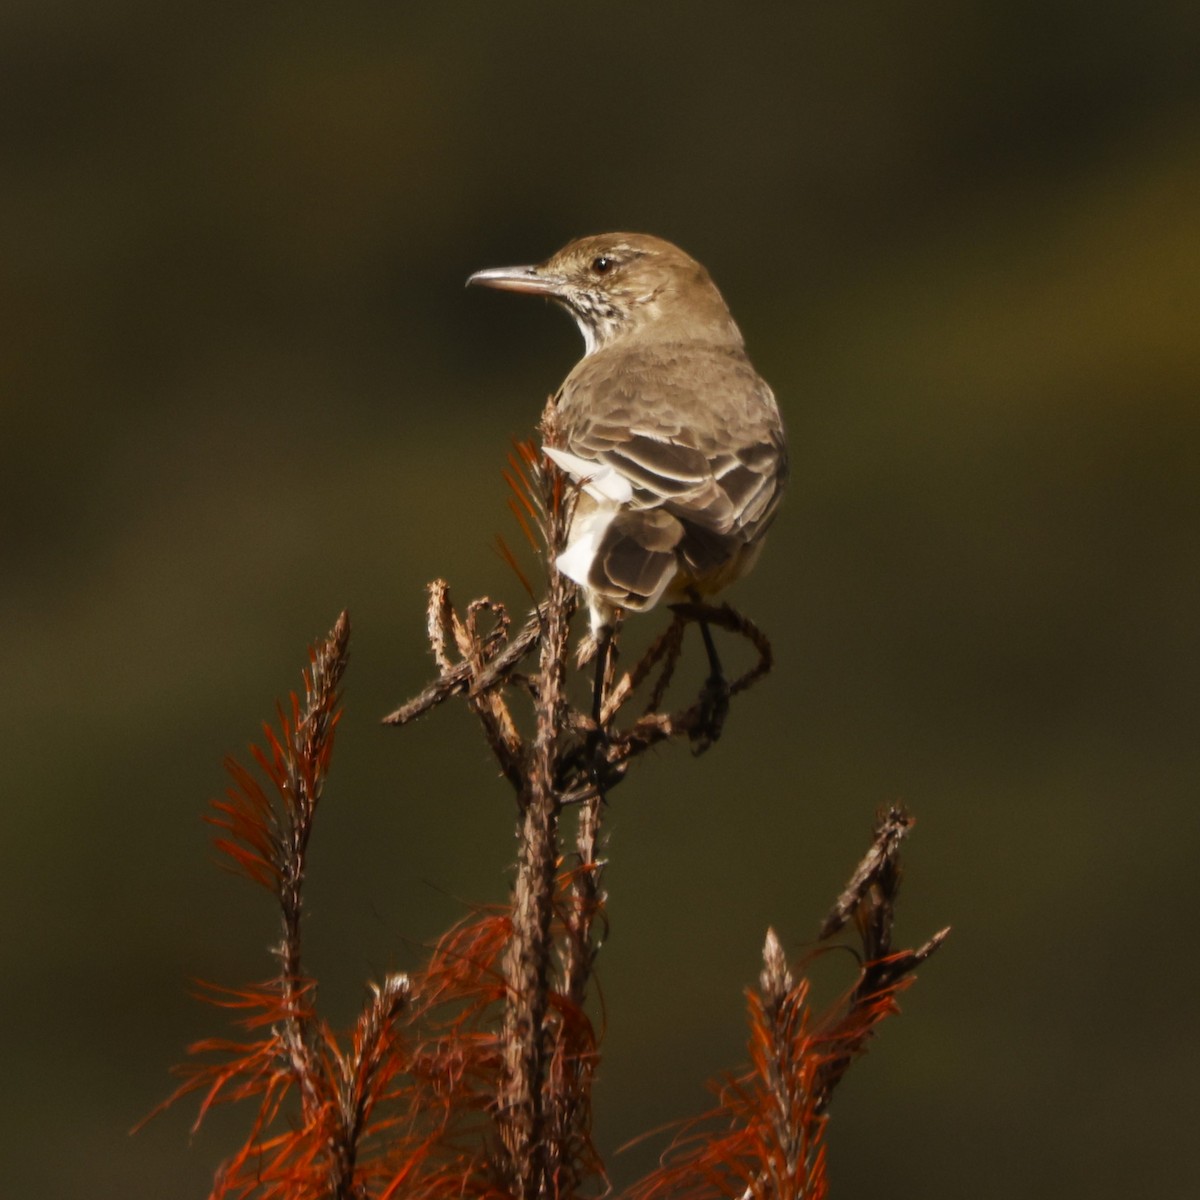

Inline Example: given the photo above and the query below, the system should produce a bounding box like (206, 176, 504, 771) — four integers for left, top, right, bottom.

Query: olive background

(2, 3, 1198, 1196)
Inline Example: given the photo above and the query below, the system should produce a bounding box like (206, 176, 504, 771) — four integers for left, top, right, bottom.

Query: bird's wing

(560, 399, 785, 541)
(549, 344, 787, 601)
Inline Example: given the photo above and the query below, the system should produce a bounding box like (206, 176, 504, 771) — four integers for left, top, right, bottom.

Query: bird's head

(468, 233, 742, 356)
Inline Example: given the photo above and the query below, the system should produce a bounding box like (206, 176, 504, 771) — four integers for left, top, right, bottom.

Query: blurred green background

(3, 2, 1198, 1195)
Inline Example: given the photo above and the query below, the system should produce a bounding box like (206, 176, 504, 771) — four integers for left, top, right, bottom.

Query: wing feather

(549, 339, 787, 607)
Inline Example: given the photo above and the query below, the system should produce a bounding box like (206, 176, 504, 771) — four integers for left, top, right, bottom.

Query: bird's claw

(690, 673, 731, 754)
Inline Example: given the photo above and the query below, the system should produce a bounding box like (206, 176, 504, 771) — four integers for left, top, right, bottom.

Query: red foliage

(149, 611, 605, 1197)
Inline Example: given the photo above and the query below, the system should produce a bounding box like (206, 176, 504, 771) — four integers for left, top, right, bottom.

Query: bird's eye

(591, 255, 613, 274)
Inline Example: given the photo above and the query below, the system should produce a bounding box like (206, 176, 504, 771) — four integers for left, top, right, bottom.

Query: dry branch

(630, 806, 948, 1200)
(160, 405, 947, 1200)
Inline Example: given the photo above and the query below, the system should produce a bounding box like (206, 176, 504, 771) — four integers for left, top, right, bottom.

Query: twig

(273, 612, 350, 1127)
(381, 603, 545, 726)
(628, 803, 947, 1200)
(811, 804, 951, 1115)
(498, 407, 578, 1200)
(818, 805, 914, 941)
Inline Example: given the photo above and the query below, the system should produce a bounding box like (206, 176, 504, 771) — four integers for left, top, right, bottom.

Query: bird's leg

(586, 623, 614, 799)
(697, 613, 723, 683)
(690, 590, 731, 749)
(591, 624, 611, 727)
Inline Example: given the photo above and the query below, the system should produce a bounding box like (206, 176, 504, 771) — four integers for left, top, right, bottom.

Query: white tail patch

(543, 446, 633, 504)
(555, 502, 617, 586)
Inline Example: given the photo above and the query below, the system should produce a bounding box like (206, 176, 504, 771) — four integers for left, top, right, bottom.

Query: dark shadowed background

(3, 2, 1198, 1195)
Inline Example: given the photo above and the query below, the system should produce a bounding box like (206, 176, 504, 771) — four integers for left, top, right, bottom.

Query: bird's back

(552, 336, 787, 610)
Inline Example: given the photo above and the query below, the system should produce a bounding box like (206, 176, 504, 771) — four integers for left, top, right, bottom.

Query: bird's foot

(690, 673, 731, 754)
(557, 724, 625, 802)
(586, 725, 611, 801)
(583, 724, 628, 802)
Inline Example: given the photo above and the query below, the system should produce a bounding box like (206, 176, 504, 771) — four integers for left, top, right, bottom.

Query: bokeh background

(3, 2, 1198, 1195)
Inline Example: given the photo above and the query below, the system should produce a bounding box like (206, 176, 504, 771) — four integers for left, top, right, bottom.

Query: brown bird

(469, 233, 787, 635)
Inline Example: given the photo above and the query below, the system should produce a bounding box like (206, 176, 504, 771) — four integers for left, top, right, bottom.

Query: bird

(467, 233, 787, 727)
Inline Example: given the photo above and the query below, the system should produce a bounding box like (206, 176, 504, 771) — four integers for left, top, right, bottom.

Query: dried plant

(150, 400, 947, 1199)
(628, 808, 950, 1200)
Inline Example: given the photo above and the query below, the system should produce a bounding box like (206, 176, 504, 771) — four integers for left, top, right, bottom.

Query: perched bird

(468, 233, 787, 657)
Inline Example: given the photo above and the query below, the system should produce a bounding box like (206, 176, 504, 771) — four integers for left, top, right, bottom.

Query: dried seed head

(760, 927, 794, 1002)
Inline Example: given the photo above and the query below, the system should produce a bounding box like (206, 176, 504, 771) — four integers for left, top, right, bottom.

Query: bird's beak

(466, 265, 567, 296)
